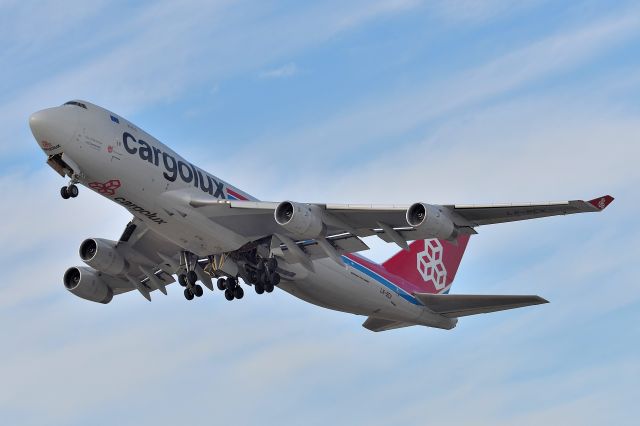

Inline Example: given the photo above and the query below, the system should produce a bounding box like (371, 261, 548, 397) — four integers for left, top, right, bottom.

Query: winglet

(588, 195, 614, 211)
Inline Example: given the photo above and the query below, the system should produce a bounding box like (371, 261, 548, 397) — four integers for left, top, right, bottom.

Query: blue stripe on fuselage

(341, 255, 423, 305)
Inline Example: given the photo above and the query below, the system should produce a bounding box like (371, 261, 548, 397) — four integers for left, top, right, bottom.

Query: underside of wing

(448, 195, 614, 227)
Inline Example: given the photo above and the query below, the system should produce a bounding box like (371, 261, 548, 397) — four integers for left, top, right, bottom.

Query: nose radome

(29, 107, 78, 151)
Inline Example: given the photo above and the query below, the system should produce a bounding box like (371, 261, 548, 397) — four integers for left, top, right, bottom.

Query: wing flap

(414, 293, 548, 318)
(274, 234, 370, 262)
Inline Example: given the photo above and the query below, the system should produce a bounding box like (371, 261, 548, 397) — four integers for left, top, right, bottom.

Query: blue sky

(1, 1, 639, 424)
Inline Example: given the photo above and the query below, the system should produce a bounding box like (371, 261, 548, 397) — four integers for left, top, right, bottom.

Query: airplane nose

(29, 107, 78, 152)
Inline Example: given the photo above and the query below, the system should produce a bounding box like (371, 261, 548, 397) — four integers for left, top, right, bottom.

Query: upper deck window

(63, 101, 87, 109)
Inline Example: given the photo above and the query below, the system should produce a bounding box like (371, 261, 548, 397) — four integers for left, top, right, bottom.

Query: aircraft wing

(108, 218, 181, 297)
(446, 195, 615, 227)
(187, 193, 614, 245)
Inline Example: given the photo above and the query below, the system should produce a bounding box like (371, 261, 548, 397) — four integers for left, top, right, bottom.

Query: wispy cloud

(227, 7, 640, 188)
(0, 0, 424, 160)
(259, 62, 299, 79)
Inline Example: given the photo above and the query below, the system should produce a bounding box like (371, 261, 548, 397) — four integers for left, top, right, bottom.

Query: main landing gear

(216, 277, 244, 301)
(60, 182, 79, 199)
(178, 251, 205, 301)
(176, 250, 282, 302)
(178, 272, 204, 301)
(249, 257, 280, 296)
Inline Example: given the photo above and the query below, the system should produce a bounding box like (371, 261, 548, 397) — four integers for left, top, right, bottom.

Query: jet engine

(79, 238, 126, 276)
(274, 201, 325, 239)
(406, 203, 457, 240)
(63, 266, 114, 304)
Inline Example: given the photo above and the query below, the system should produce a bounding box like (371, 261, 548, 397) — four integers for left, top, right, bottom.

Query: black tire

(227, 278, 237, 290)
(217, 278, 226, 290)
(234, 286, 244, 299)
(194, 284, 204, 297)
(255, 284, 264, 295)
(265, 283, 274, 293)
(267, 257, 278, 271)
(60, 186, 70, 199)
(187, 270, 198, 285)
(184, 288, 194, 300)
(68, 184, 79, 198)
(248, 271, 258, 284)
(224, 289, 234, 301)
(178, 274, 188, 287)
(270, 272, 281, 286)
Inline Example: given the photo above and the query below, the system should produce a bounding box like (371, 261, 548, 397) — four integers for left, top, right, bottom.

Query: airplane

(28, 100, 614, 332)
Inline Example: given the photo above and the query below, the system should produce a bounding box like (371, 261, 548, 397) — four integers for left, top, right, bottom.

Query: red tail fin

(383, 235, 470, 294)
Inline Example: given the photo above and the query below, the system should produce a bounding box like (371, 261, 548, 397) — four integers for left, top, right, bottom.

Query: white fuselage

(31, 101, 453, 329)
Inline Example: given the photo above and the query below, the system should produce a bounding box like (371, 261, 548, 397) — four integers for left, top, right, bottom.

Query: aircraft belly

(280, 259, 425, 322)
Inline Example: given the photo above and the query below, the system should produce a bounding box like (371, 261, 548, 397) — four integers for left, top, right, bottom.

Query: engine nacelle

(274, 201, 325, 239)
(79, 238, 126, 276)
(406, 203, 456, 240)
(63, 267, 113, 304)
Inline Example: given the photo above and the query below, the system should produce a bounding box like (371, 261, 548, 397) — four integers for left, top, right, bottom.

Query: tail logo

(598, 197, 606, 209)
(417, 239, 448, 290)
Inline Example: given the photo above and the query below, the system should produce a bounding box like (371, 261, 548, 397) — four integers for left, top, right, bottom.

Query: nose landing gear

(60, 183, 79, 199)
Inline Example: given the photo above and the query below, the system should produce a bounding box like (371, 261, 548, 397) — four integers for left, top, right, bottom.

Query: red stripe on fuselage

(227, 188, 248, 201)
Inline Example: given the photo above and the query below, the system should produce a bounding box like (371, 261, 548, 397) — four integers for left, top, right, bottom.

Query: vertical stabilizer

(382, 235, 470, 294)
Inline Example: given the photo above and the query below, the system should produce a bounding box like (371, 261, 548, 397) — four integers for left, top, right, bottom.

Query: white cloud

(259, 62, 299, 79)
(0, 0, 424, 158)
(223, 7, 640, 187)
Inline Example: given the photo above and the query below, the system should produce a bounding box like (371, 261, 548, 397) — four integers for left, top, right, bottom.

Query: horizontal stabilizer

(362, 317, 415, 332)
(414, 293, 548, 318)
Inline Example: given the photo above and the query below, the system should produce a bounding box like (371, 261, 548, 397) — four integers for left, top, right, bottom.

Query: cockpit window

(63, 101, 87, 109)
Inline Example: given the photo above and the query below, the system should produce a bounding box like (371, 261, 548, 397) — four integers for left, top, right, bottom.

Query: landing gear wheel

(265, 283, 274, 293)
(184, 288, 194, 300)
(267, 257, 278, 270)
(259, 271, 270, 286)
(255, 284, 264, 295)
(178, 274, 188, 287)
(270, 272, 281, 286)
(187, 270, 198, 285)
(233, 286, 244, 299)
(217, 278, 226, 290)
(60, 186, 70, 199)
(68, 184, 79, 198)
(194, 284, 204, 297)
(227, 278, 237, 290)
(224, 289, 234, 301)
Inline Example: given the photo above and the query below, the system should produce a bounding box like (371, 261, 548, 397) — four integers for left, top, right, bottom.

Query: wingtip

(588, 195, 614, 211)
